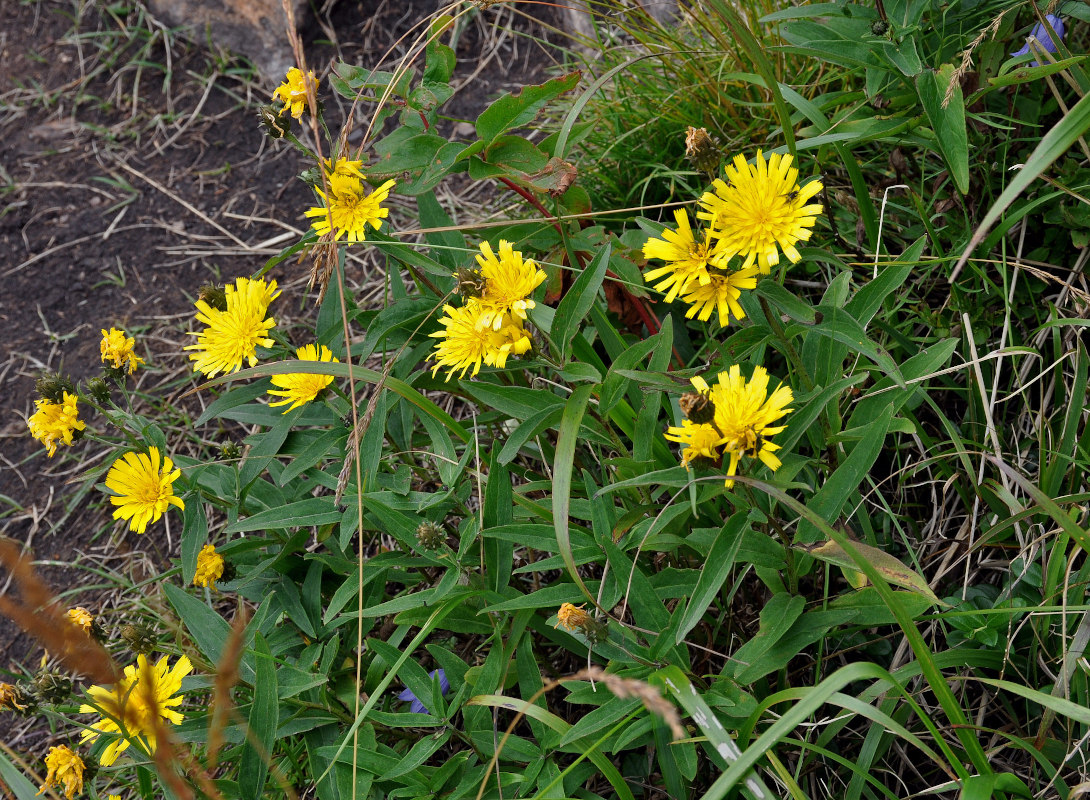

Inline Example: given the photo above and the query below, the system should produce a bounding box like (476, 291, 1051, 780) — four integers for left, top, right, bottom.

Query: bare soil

(0, 0, 561, 718)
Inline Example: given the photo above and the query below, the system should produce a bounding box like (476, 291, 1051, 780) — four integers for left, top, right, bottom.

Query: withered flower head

(685, 126, 721, 175)
(119, 621, 157, 655)
(679, 389, 715, 425)
(34, 670, 72, 705)
(257, 104, 292, 139)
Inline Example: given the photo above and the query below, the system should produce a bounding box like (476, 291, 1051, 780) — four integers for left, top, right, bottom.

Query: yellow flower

(0, 682, 30, 711)
(66, 607, 94, 634)
(697, 149, 823, 272)
(99, 327, 145, 374)
(679, 265, 760, 326)
(554, 602, 591, 632)
(429, 302, 532, 381)
(104, 447, 185, 534)
(185, 277, 280, 378)
(268, 344, 339, 413)
(272, 67, 317, 120)
(473, 240, 547, 330)
(694, 367, 794, 487)
(38, 745, 84, 800)
(304, 175, 396, 243)
(27, 391, 85, 458)
(663, 421, 726, 466)
(642, 209, 732, 303)
(193, 544, 224, 589)
(80, 654, 193, 766)
(322, 156, 365, 179)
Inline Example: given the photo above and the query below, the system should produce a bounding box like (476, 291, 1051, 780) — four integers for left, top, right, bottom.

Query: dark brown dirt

(0, 0, 561, 694)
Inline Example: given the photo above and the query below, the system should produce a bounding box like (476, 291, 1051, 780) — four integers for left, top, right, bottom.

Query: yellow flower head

(185, 277, 280, 378)
(554, 602, 591, 632)
(66, 607, 94, 634)
(268, 344, 339, 413)
(80, 654, 193, 766)
(697, 150, 823, 272)
(642, 209, 732, 303)
(473, 240, 547, 330)
(304, 175, 396, 243)
(100, 328, 145, 374)
(193, 544, 225, 589)
(28, 392, 85, 458)
(272, 67, 318, 120)
(690, 366, 794, 487)
(664, 420, 726, 466)
(322, 156, 366, 179)
(104, 447, 185, 534)
(38, 745, 84, 800)
(679, 265, 760, 326)
(429, 302, 532, 381)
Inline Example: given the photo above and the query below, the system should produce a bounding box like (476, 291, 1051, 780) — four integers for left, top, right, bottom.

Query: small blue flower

(397, 669, 449, 715)
(1011, 14, 1065, 66)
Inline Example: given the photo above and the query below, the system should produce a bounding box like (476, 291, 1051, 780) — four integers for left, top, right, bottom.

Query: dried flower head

(0, 681, 35, 714)
(416, 521, 445, 550)
(555, 602, 591, 632)
(685, 126, 721, 174)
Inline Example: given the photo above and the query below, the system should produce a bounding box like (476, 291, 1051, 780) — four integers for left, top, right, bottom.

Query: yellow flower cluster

(429, 240, 545, 381)
(665, 365, 794, 487)
(99, 327, 145, 375)
(305, 174, 396, 243)
(103, 447, 185, 534)
(268, 343, 339, 413)
(272, 67, 318, 120)
(39, 745, 84, 800)
(80, 654, 192, 766)
(643, 150, 823, 325)
(193, 543, 225, 589)
(185, 276, 280, 378)
(27, 391, 85, 458)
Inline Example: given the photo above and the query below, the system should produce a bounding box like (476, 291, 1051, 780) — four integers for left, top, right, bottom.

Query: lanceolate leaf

(794, 538, 943, 605)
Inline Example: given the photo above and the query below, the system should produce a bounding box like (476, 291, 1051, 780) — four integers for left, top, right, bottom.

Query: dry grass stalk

(207, 602, 250, 768)
(570, 666, 685, 740)
(944, 9, 1012, 108)
(0, 538, 117, 684)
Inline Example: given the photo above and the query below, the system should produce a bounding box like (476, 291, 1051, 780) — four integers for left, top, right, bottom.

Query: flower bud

(33, 670, 72, 705)
(35, 373, 74, 404)
(86, 377, 112, 404)
(257, 104, 292, 139)
(198, 284, 228, 312)
(416, 521, 446, 550)
(119, 621, 157, 655)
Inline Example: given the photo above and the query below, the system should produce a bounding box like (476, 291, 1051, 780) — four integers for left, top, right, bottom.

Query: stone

(147, 0, 308, 84)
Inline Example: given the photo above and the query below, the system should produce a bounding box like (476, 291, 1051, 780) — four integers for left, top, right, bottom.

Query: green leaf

(475, 71, 581, 146)
(916, 65, 969, 194)
(811, 306, 903, 382)
(675, 512, 748, 645)
(554, 385, 598, 606)
(0, 746, 41, 800)
(181, 498, 209, 586)
(795, 539, 942, 605)
(225, 497, 342, 533)
(953, 83, 1090, 277)
(552, 242, 611, 364)
(164, 582, 231, 666)
(755, 279, 816, 324)
(239, 634, 278, 800)
(795, 404, 893, 544)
